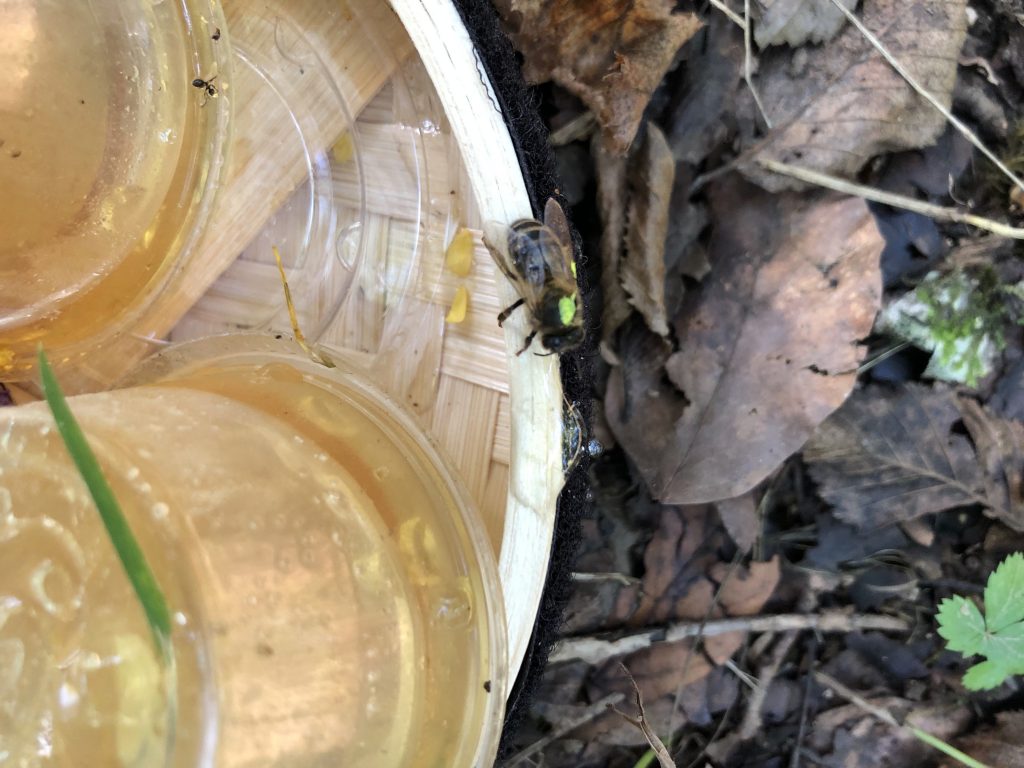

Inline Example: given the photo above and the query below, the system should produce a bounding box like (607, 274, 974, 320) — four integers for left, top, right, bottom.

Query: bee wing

(544, 199, 573, 252)
(483, 220, 548, 309)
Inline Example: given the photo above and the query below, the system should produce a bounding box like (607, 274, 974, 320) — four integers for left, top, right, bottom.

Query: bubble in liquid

(29, 558, 82, 621)
(125, 467, 141, 481)
(373, 466, 390, 481)
(431, 588, 472, 629)
(150, 502, 169, 520)
(173, 612, 188, 627)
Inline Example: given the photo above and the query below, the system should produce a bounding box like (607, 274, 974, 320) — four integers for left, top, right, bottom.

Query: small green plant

(38, 348, 172, 655)
(936, 552, 1024, 690)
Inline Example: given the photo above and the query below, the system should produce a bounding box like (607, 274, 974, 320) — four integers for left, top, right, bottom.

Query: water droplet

(366, 670, 379, 683)
(587, 438, 603, 457)
(330, 530, 344, 546)
(125, 467, 141, 481)
(174, 612, 188, 627)
(151, 502, 169, 520)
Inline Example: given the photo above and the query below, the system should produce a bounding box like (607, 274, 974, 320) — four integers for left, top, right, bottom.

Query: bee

(483, 198, 583, 356)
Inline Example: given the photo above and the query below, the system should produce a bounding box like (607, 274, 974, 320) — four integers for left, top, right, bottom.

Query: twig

(551, 611, 909, 666)
(613, 665, 677, 768)
(708, 0, 745, 29)
(571, 571, 641, 587)
(824, 0, 1024, 196)
(744, 0, 772, 130)
(789, 637, 819, 768)
(755, 159, 1024, 239)
(501, 693, 625, 767)
(549, 111, 597, 146)
(738, 631, 798, 740)
(857, 341, 912, 375)
(814, 671, 993, 768)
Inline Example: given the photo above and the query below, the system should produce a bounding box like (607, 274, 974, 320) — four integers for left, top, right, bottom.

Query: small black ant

(211, 27, 221, 41)
(191, 75, 218, 105)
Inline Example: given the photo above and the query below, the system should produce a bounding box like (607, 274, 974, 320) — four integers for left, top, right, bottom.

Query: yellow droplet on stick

(444, 228, 474, 277)
(446, 286, 469, 324)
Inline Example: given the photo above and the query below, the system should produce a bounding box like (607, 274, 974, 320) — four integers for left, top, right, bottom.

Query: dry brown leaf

(744, 0, 968, 191)
(607, 175, 882, 504)
(804, 384, 989, 530)
(753, 0, 857, 48)
(711, 557, 781, 616)
(595, 134, 632, 358)
(499, 0, 702, 152)
(954, 711, 1024, 767)
(623, 123, 674, 337)
(958, 397, 1024, 531)
(715, 491, 760, 552)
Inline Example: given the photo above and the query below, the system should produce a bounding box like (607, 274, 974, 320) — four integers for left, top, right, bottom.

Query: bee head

(541, 325, 584, 353)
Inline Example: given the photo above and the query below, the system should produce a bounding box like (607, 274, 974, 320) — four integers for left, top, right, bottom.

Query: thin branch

(501, 693, 626, 767)
(744, 0, 772, 129)
(612, 665, 677, 768)
(551, 611, 910, 666)
(708, 0, 745, 29)
(824, 0, 1024, 195)
(738, 631, 798, 740)
(756, 159, 1024, 239)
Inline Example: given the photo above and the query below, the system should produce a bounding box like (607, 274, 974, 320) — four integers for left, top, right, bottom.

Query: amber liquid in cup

(0, 0, 227, 375)
(0, 341, 504, 767)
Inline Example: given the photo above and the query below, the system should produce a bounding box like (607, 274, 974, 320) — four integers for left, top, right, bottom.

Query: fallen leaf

(623, 123, 674, 337)
(954, 711, 1024, 767)
(742, 0, 969, 191)
(710, 556, 782, 616)
(714, 491, 760, 553)
(803, 384, 988, 530)
(666, 15, 743, 165)
(608, 175, 883, 504)
(594, 134, 633, 357)
(499, 0, 702, 152)
(753, 0, 857, 48)
(958, 397, 1024, 531)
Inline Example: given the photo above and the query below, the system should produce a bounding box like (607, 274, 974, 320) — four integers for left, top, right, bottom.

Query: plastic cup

(0, 0, 230, 377)
(0, 335, 505, 767)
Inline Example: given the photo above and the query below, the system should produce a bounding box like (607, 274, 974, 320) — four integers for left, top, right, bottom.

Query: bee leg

(497, 298, 525, 327)
(515, 330, 537, 356)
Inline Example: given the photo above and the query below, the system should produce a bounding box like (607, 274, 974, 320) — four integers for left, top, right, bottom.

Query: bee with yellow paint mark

(483, 199, 583, 356)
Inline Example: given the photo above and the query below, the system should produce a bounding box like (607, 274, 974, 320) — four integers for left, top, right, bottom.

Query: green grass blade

(910, 728, 993, 768)
(38, 348, 172, 651)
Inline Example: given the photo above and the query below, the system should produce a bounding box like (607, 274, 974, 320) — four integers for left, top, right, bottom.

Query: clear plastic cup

(0, 0, 230, 377)
(0, 335, 505, 767)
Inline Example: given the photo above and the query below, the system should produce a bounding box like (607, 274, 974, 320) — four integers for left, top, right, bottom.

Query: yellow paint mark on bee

(446, 286, 469, 323)
(445, 228, 474, 277)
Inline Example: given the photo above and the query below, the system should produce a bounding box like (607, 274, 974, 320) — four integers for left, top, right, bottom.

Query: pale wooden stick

(756, 159, 1024, 239)
(550, 611, 910, 665)
(708, 0, 745, 29)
